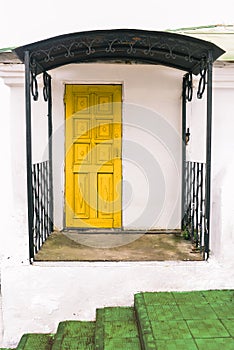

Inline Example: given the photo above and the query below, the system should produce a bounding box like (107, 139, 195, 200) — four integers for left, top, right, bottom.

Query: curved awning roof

(14, 29, 225, 75)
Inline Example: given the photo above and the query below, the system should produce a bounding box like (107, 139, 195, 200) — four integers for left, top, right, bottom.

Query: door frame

(63, 81, 124, 230)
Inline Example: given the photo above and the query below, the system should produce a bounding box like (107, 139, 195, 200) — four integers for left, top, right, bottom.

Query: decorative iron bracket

(43, 72, 50, 102)
(197, 58, 207, 99)
(30, 61, 51, 103)
(184, 72, 193, 102)
(31, 66, 39, 101)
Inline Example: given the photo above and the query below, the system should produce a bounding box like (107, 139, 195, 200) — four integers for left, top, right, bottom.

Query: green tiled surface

(172, 291, 207, 305)
(95, 307, 141, 350)
(17, 334, 54, 350)
(142, 292, 176, 305)
(221, 319, 234, 336)
(210, 302, 234, 318)
(201, 289, 234, 304)
(3, 290, 234, 349)
(178, 304, 217, 320)
(102, 338, 141, 350)
(151, 320, 192, 340)
(187, 319, 230, 338)
(135, 290, 234, 349)
(195, 337, 234, 350)
(102, 307, 135, 322)
(156, 339, 198, 350)
(52, 321, 95, 350)
(146, 304, 183, 321)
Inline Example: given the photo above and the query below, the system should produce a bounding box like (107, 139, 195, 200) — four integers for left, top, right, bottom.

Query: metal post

(25, 51, 34, 261)
(47, 74, 54, 232)
(205, 51, 213, 259)
(181, 75, 187, 229)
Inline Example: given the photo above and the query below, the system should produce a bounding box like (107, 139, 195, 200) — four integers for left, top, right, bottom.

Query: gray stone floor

(34, 231, 203, 261)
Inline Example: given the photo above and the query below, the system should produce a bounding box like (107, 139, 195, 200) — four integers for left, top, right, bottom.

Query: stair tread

(134, 290, 234, 349)
(95, 307, 141, 350)
(16, 333, 54, 350)
(52, 321, 95, 350)
(5, 290, 234, 350)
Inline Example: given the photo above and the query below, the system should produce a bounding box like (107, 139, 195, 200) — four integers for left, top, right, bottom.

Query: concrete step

(16, 334, 54, 350)
(95, 307, 141, 350)
(52, 320, 95, 350)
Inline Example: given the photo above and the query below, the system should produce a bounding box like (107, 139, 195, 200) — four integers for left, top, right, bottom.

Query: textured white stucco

(0, 63, 234, 348)
(1, 259, 234, 347)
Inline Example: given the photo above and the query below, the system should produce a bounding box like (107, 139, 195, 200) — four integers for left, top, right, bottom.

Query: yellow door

(65, 84, 122, 228)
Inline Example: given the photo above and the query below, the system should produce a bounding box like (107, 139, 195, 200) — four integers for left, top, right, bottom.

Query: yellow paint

(65, 85, 122, 228)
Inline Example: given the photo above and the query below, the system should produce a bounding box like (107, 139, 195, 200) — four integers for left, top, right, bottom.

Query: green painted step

(3, 290, 234, 350)
(16, 334, 54, 350)
(52, 320, 95, 350)
(95, 307, 141, 350)
(134, 290, 234, 350)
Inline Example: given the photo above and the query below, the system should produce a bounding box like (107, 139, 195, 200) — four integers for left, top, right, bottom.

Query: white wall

(210, 65, 234, 260)
(1, 62, 233, 261)
(0, 62, 183, 263)
(1, 63, 234, 348)
(0, 65, 29, 266)
(186, 81, 207, 163)
(51, 64, 183, 230)
(1, 260, 234, 347)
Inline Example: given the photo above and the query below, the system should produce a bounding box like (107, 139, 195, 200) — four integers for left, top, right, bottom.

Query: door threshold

(63, 228, 181, 234)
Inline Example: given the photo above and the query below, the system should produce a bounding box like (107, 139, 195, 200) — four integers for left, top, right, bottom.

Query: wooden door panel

(65, 84, 122, 228)
(74, 173, 90, 218)
(98, 173, 113, 219)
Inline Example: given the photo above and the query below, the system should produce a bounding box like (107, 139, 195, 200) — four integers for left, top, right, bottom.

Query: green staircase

(1, 290, 234, 350)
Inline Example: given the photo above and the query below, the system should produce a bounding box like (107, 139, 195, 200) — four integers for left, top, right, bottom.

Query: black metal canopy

(14, 29, 225, 75)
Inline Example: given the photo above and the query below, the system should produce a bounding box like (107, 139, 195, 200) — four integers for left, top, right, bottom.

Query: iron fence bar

(46, 73, 54, 232)
(184, 161, 206, 252)
(39, 163, 42, 249)
(25, 51, 34, 262)
(44, 161, 49, 240)
(189, 162, 193, 232)
(185, 162, 190, 231)
(191, 162, 196, 242)
(200, 163, 205, 251)
(41, 162, 45, 244)
(181, 75, 187, 229)
(195, 163, 199, 247)
(205, 51, 213, 259)
(36, 163, 40, 253)
(32, 161, 50, 255)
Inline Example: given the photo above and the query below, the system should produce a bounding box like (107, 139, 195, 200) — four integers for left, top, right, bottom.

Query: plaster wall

(1, 260, 234, 347)
(1, 64, 234, 348)
(185, 65, 234, 260)
(210, 67, 234, 260)
(0, 62, 183, 265)
(0, 66, 29, 266)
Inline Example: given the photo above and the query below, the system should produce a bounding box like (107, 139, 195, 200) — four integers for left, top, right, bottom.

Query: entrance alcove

(13, 29, 224, 262)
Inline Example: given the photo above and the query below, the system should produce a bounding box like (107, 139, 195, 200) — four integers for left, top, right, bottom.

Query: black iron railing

(183, 161, 206, 255)
(32, 160, 51, 255)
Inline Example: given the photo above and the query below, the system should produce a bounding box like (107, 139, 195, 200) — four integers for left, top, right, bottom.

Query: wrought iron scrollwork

(185, 72, 193, 102)
(197, 59, 207, 99)
(31, 70, 39, 101)
(26, 32, 211, 76)
(43, 72, 50, 102)
(30, 59, 39, 101)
